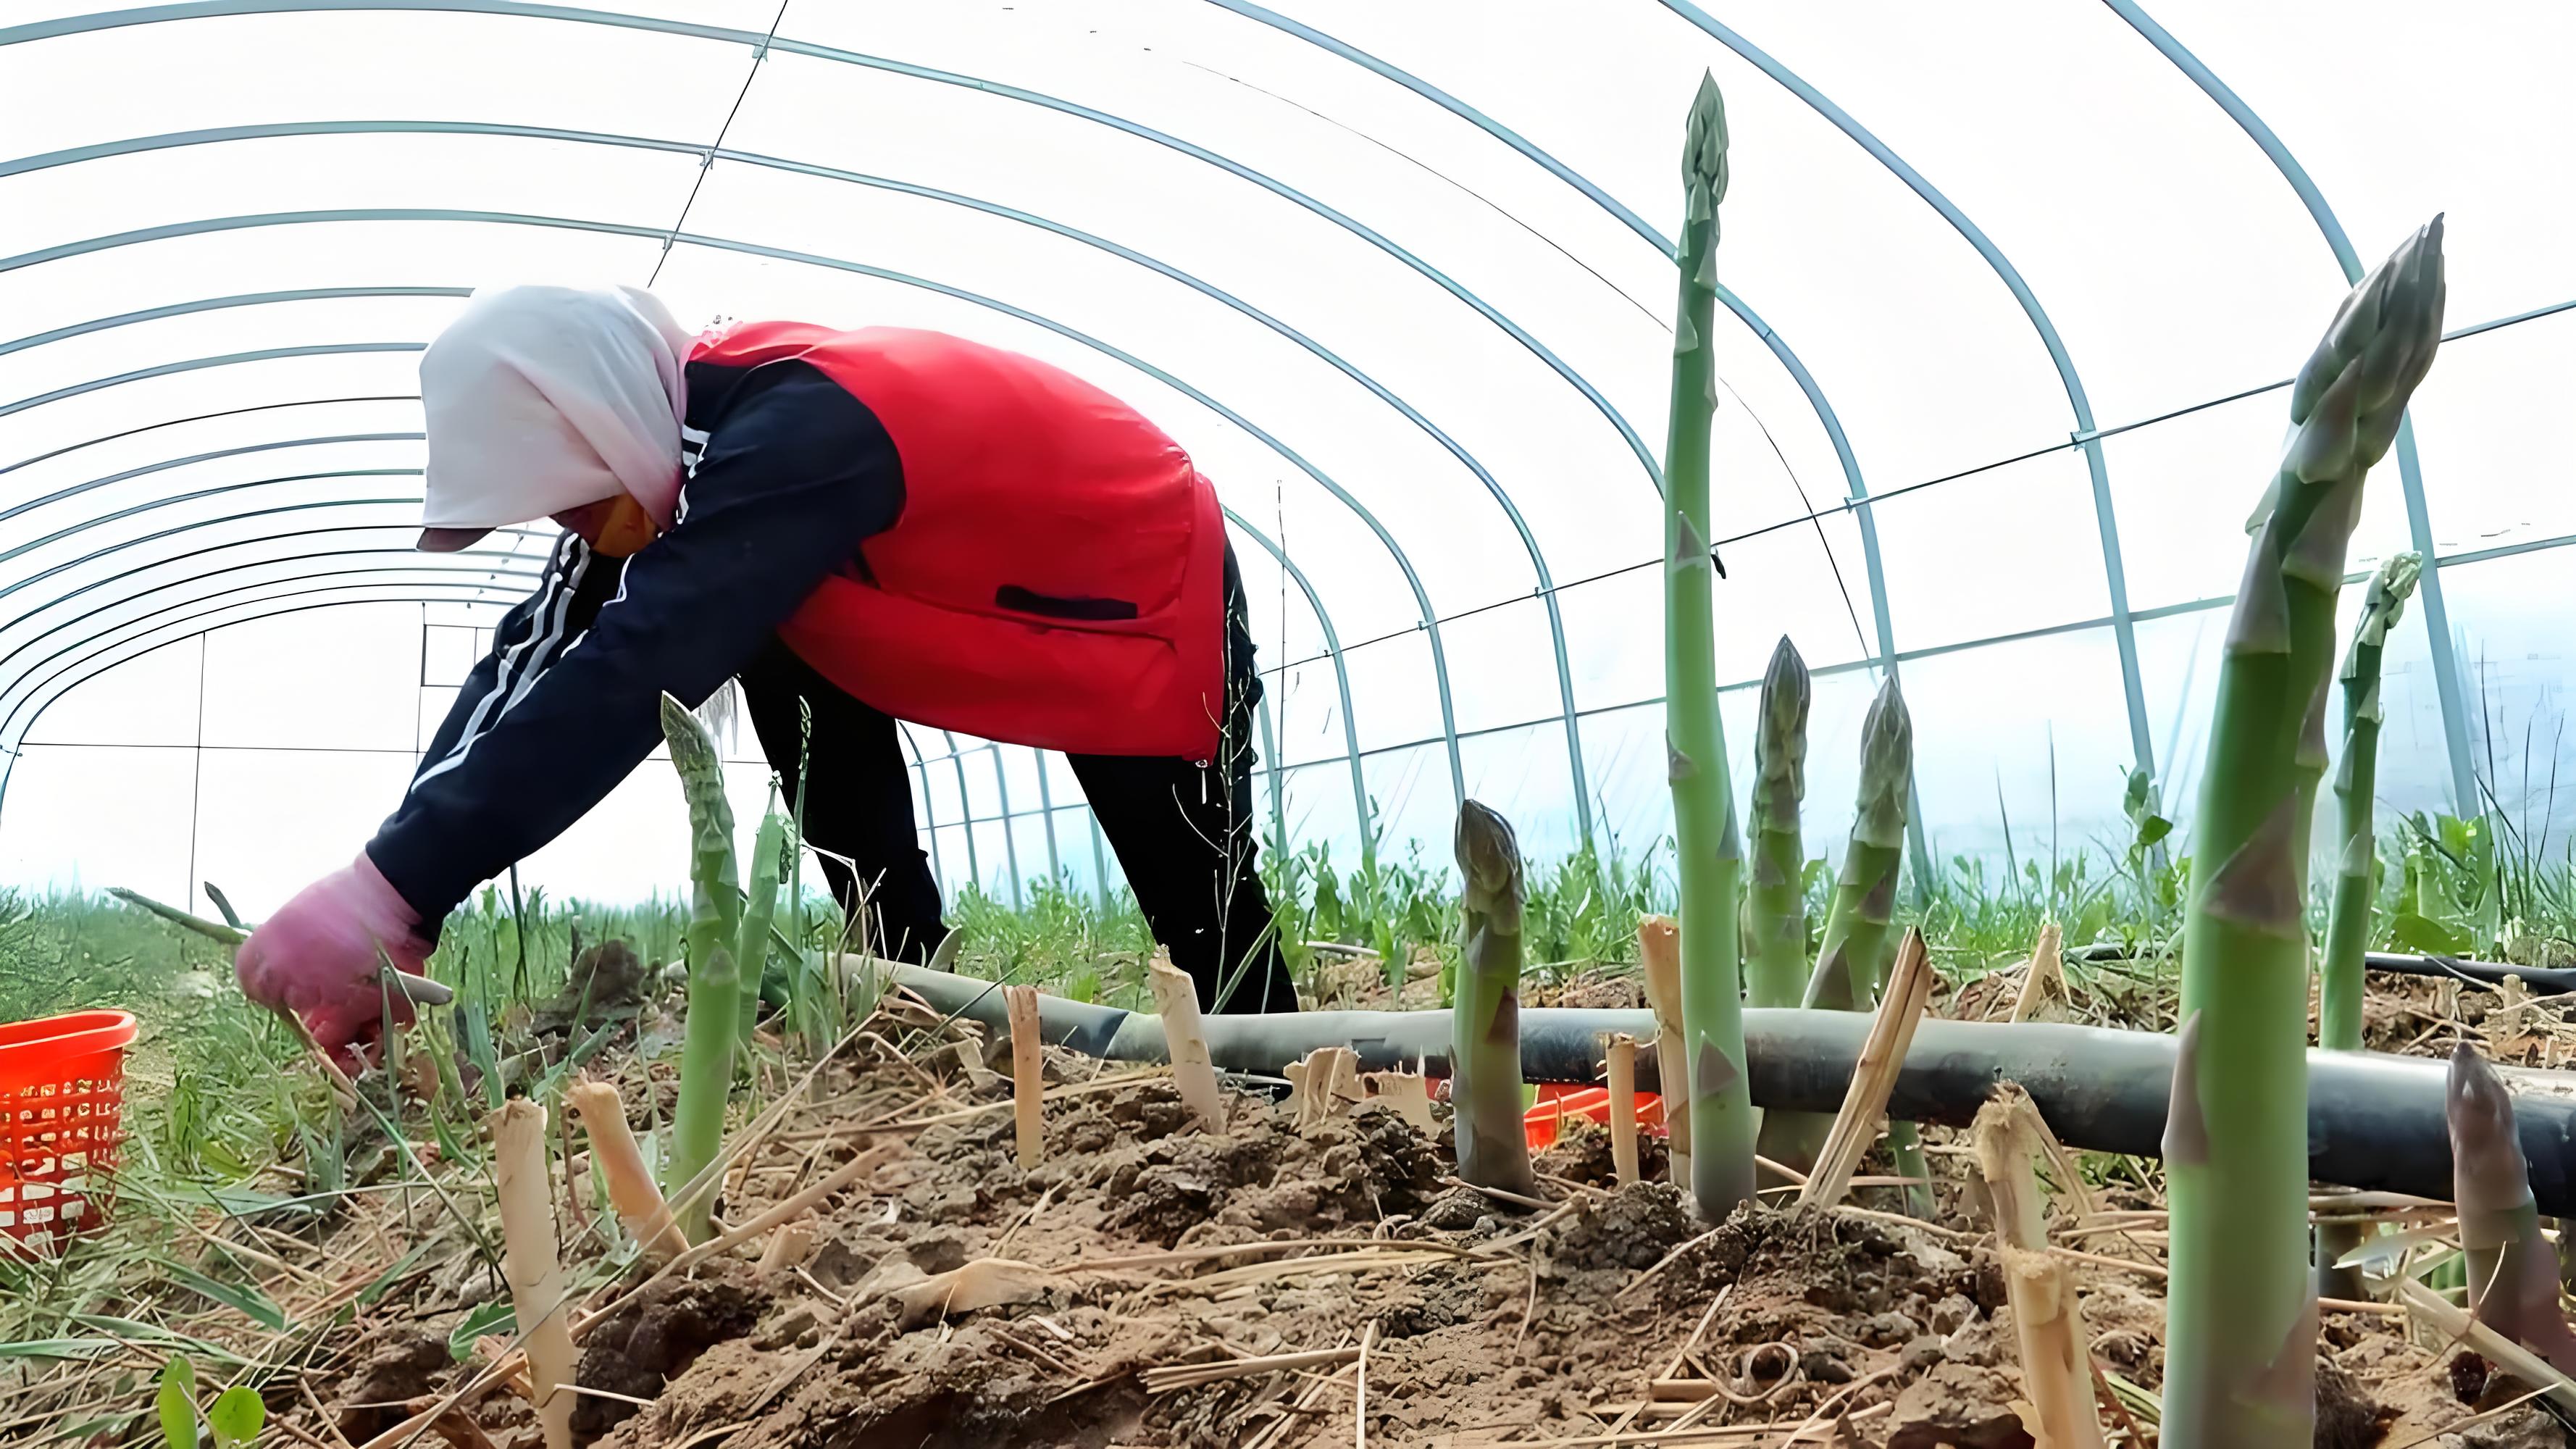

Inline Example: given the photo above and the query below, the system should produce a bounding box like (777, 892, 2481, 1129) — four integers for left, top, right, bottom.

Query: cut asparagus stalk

(564, 1080, 685, 1263)
(1973, 1085, 2104, 1449)
(1360, 1072, 1435, 1132)
(1799, 930, 1931, 1209)
(1746, 636, 1812, 1011)
(1638, 915, 1691, 1185)
(1452, 801, 1536, 1194)
(1662, 71, 1756, 1222)
(1289, 1046, 1363, 1128)
(491, 1100, 575, 1449)
(1006, 984, 1044, 1169)
(2010, 921, 2066, 1025)
(2447, 1042, 2576, 1372)
(1606, 1033, 1642, 1188)
(756, 1217, 817, 1278)
(2164, 217, 2446, 1449)
(660, 693, 741, 1244)
(1147, 951, 1226, 1133)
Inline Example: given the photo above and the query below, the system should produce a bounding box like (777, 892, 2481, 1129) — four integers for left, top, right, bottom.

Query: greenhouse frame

(0, 1, 2566, 913)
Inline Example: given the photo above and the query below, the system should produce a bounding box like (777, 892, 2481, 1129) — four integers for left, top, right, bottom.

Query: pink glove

(237, 853, 438, 1069)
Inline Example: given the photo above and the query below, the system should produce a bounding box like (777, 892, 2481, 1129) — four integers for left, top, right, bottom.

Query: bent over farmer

(237, 285, 1297, 1063)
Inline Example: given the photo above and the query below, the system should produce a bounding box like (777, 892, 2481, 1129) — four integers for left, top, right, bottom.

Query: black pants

(738, 548, 1295, 1013)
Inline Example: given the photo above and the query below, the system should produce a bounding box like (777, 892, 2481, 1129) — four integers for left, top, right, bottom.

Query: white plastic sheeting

(0, 1, 2569, 913)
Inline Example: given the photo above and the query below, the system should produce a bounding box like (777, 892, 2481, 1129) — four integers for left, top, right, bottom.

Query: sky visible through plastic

(0, 1, 2568, 916)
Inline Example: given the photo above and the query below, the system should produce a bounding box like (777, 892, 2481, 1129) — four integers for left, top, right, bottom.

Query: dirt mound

(219, 979, 2462, 1449)
(574, 1258, 771, 1440)
(330, 1326, 450, 1443)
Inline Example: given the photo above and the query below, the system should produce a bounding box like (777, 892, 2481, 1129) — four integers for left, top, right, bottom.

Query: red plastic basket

(0, 1010, 136, 1249)
(1523, 1082, 1666, 1151)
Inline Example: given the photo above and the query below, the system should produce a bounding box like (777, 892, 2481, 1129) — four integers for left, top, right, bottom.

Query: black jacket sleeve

(367, 362, 903, 928)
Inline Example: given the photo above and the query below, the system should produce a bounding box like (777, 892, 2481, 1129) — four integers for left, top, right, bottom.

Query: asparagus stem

(2164, 218, 2446, 1449)
(1663, 70, 1756, 1222)
(659, 693, 742, 1243)
(737, 809, 785, 1043)
(2320, 554, 2421, 1053)
(1746, 636, 1812, 1010)
(1452, 801, 1536, 1194)
(2317, 552, 2421, 1298)
(2446, 1042, 2576, 1373)
(1762, 677, 1912, 1177)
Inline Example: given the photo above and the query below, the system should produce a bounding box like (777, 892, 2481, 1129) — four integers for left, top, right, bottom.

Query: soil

(214, 959, 2552, 1449)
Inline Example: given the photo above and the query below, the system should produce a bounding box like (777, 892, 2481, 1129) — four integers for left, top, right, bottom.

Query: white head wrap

(418, 284, 694, 538)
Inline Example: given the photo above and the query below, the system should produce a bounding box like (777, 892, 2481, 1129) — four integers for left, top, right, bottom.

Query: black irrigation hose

(894, 964, 2576, 1218)
(2069, 941, 2576, 996)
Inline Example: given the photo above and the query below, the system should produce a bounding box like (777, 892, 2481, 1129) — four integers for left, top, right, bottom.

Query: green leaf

(154, 1261, 287, 1332)
(2136, 815, 2173, 849)
(156, 1357, 198, 1449)
(2073, 898, 2113, 948)
(448, 1300, 517, 1363)
(207, 1385, 264, 1449)
(2391, 911, 2472, 956)
(0, 1338, 126, 1360)
(357, 1240, 433, 1308)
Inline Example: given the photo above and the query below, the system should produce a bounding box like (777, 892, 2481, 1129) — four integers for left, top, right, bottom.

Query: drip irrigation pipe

(892, 964, 2576, 1217)
(2069, 941, 2576, 995)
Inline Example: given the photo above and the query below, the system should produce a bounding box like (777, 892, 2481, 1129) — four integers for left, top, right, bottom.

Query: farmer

(236, 285, 1297, 1063)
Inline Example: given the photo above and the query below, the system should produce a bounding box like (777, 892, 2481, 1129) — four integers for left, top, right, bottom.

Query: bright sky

(0, 1, 2569, 916)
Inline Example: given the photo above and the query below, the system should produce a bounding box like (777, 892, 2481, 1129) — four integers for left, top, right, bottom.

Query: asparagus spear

(1746, 636, 1812, 1011)
(2320, 553, 2421, 1053)
(660, 693, 743, 1243)
(1452, 801, 1535, 1195)
(2446, 1042, 2576, 1373)
(2317, 552, 2420, 1298)
(736, 809, 785, 1043)
(2162, 218, 2445, 1449)
(1761, 678, 1912, 1177)
(1663, 70, 1757, 1222)
(1803, 677, 1912, 1016)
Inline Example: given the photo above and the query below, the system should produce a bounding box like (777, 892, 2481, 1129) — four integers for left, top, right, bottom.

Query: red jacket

(689, 322, 1228, 761)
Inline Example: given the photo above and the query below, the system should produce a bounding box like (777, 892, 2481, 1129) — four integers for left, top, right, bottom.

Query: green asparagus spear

(2162, 218, 2445, 1449)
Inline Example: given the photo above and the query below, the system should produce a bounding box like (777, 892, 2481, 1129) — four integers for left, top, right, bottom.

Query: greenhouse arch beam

(1658, 1, 2160, 802)
(0, 561, 538, 727)
(0, 495, 434, 622)
(0, 472, 426, 586)
(2, 395, 421, 481)
(938, 729, 980, 890)
(2103, 0, 2479, 814)
(0, 122, 1588, 835)
(0, 581, 515, 809)
(0, 432, 422, 527)
(0, 4, 1665, 504)
(1202, 0, 1897, 673)
(0, 534, 540, 686)
(0, 287, 471, 359)
(1225, 509, 1371, 864)
(0, 206, 1473, 810)
(0, 343, 424, 420)
(0, 575, 526, 763)
(0, 554, 543, 730)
